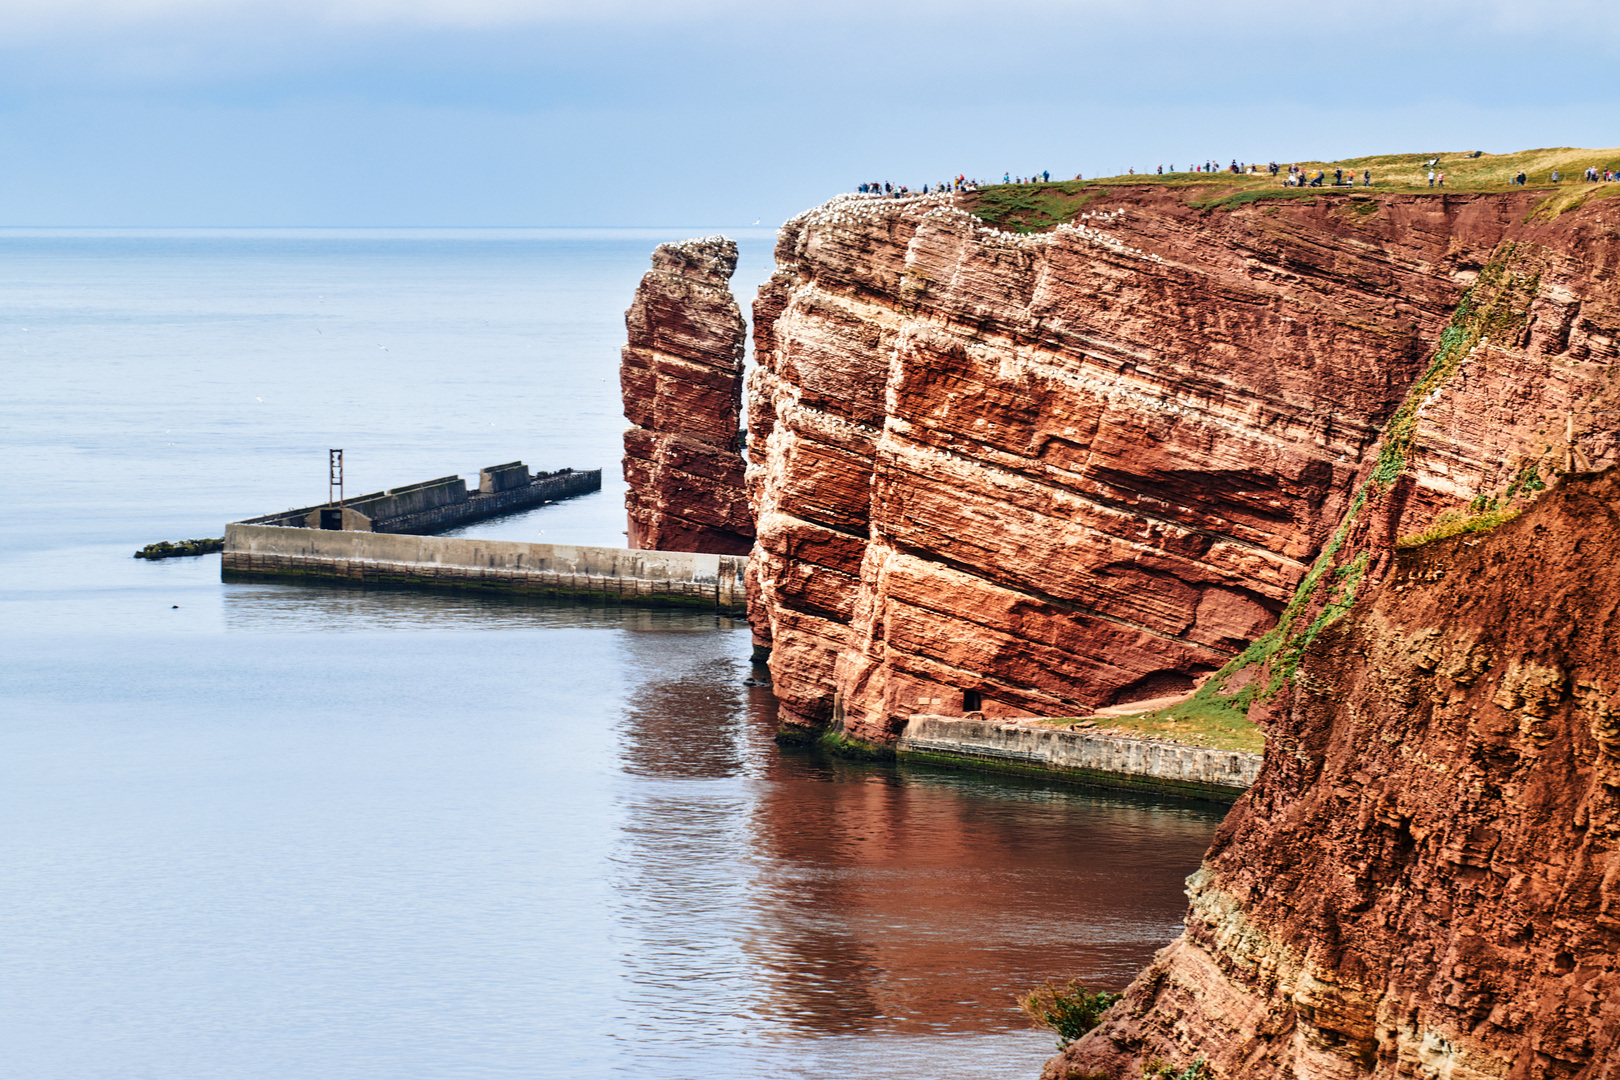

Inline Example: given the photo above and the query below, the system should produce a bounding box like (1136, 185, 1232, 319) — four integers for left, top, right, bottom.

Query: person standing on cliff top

(1438, 171, 1445, 186)
(1042, 170, 1050, 182)
(1364, 169, 1372, 185)
(1428, 169, 1436, 186)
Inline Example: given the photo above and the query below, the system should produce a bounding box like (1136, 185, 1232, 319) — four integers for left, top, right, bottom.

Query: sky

(0, 0, 1616, 226)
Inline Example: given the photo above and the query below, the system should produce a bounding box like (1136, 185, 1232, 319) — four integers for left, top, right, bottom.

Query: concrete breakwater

(897, 715, 1261, 802)
(237, 464, 600, 535)
(222, 524, 748, 613)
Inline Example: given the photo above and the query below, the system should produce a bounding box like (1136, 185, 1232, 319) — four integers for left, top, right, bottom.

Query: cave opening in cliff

(1106, 670, 1196, 708)
(962, 690, 982, 712)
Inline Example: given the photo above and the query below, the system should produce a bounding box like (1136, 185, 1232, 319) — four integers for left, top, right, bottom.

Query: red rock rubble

(621, 236, 753, 555)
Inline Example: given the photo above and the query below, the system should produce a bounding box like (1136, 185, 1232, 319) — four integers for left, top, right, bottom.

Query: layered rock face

(1054, 468, 1620, 1080)
(730, 181, 1620, 1074)
(748, 187, 1561, 740)
(621, 237, 753, 555)
(1398, 221, 1620, 527)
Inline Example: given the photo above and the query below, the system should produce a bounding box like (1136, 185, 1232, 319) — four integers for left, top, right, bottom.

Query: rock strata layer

(1053, 467, 1620, 1080)
(726, 180, 1620, 1075)
(746, 186, 1620, 741)
(621, 236, 753, 555)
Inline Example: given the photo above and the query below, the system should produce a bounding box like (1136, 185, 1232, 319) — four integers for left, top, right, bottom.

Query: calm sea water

(0, 228, 1221, 1079)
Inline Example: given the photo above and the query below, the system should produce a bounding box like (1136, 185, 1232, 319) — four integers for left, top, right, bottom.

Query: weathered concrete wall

(897, 715, 1260, 802)
(480, 462, 530, 493)
(352, 476, 467, 522)
(378, 469, 599, 534)
(223, 523, 747, 612)
(301, 506, 375, 531)
(238, 468, 600, 535)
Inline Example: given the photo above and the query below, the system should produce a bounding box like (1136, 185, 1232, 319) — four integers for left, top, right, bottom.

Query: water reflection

(742, 763, 1216, 1036)
(609, 631, 1222, 1051)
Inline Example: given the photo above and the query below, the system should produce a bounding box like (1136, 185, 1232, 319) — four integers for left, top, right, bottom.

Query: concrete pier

(896, 715, 1261, 802)
(237, 467, 600, 535)
(222, 524, 748, 613)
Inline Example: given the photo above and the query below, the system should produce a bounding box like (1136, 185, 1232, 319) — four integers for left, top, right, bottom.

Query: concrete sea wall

(240, 468, 600, 535)
(223, 524, 747, 613)
(896, 715, 1260, 802)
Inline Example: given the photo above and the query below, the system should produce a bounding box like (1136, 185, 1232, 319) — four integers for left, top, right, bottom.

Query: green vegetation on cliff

(816, 729, 896, 761)
(1188, 239, 1547, 708)
(968, 180, 1103, 232)
(1017, 980, 1120, 1048)
(965, 146, 1620, 234)
(1077, 700, 1265, 754)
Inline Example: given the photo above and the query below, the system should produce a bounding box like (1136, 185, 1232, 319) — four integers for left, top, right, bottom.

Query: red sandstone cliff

(621, 236, 754, 555)
(746, 186, 1620, 742)
(730, 180, 1620, 1076)
(1052, 467, 1620, 1080)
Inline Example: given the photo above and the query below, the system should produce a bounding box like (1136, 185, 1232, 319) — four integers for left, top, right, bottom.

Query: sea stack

(620, 236, 753, 555)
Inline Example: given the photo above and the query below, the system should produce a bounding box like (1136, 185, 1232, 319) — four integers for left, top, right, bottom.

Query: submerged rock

(134, 538, 224, 559)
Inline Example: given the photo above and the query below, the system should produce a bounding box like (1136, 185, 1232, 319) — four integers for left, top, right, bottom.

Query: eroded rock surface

(724, 181, 1620, 1074)
(1053, 467, 1620, 1080)
(621, 236, 753, 554)
(746, 187, 1581, 741)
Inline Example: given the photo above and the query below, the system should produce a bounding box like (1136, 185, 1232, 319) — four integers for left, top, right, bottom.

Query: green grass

(963, 146, 1620, 234)
(1395, 506, 1523, 549)
(968, 180, 1104, 232)
(1042, 690, 1264, 753)
(1188, 188, 1321, 210)
(1099, 695, 1265, 753)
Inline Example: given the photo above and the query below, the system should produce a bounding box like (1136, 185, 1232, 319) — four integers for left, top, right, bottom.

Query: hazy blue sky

(1, 0, 1615, 226)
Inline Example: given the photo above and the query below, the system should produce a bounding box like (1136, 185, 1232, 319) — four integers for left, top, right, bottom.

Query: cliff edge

(747, 182, 1620, 743)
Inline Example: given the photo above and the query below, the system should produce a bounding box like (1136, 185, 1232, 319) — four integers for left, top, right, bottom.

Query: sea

(0, 227, 1222, 1080)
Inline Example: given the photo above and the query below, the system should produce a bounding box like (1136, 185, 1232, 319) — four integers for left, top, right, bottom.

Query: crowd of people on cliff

(856, 176, 980, 196)
(856, 160, 1619, 198)
(1275, 164, 1374, 187)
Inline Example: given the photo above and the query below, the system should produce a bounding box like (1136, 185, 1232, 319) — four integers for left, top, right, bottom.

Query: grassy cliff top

(1036, 701, 1263, 753)
(967, 146, 1620, 232)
